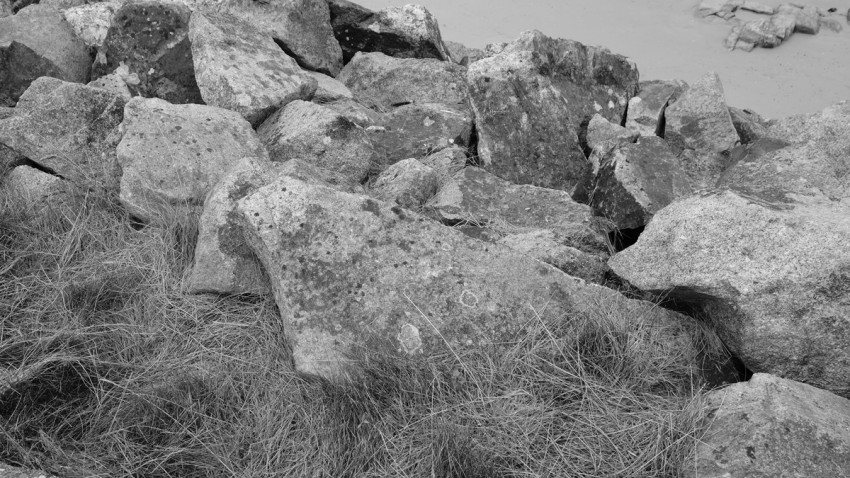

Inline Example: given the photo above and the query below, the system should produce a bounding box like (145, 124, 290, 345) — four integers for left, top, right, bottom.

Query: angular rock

(0, 0, 10, 17)
(819, 16, 843, 33)
(769, 10, 797, 39)
(498, 229, 610, 284)
(587, 114, 638, 152)
(468, 30, 638, 193)
(625, 79, 688, 137)
(62, 1, 117, 48)
(739, 0, 774, 14)
(91, 1, 202, 104)
(257, 100, 374, 183)
(728, 106, 769, 143)
(117, 97, 267, 220)
(322, 97, 382, 127)
(734, 19, 782, 49)
(0, 4, 91, 106)
(590, 136, 693, 230)
(235, 175, 712, 378)
(1, 164, 76, 209)
(685, 374, 850, 478)
(431, 166, 607, 253)
(189, 10, 317, 128)
(778, 4, 820, 34)
(337, 52, 468, 111)
(697, 0, 731, 17)
(87, 63, 138, 100)
(370, 158, 438, 209)
(609, 190, 850, 397)
(306, 70, 353, 104)
(419, 145, 467, 184)
(444, 40, 486, 67)
(0, 77, 126, 192)
(188, 156, 362, 295)
(328, 1, 450, 63)
(370, 103, 473, 165)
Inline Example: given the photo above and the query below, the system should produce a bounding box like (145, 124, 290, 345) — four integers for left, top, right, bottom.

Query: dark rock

(728, 106, 770, 144)
(444, 40, 486, 66)
(91, 1, 201, 104)
(625, 79, 689, 137)
(369, 103, 473, 165)
(322, 97, 382, 127)
(0, 4, 91, 106)
(337, 52, 468, 111)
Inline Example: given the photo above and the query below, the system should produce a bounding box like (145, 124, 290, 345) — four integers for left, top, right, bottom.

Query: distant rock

(91, 1, 202, 104)
(337, 52, 468, 110)
(0, 4, 90, 106)
(328, 1, 450, 63)
(117, 97, 267, 220)
(369, 103, 473, 165)
(685, 374, 850, 477)
(778, 4, 819, 34)
(257, 100, 375, 183)
(369, 158, 439, 209)
(189, 10, 317, 127)
(0, 77, 126, 193)
(443, 40, 486, 66)
(322, 97, 382, 127)
(625, 79, 688, 137)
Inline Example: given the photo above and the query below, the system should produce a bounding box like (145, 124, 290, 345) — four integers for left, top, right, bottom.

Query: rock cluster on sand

(1, 0, 849, 475)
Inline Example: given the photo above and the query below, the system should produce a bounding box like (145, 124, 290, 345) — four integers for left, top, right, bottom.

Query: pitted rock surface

(189, 10, 317, 127)
(370, 103, 473, 165)
(369, 158, 438, 209)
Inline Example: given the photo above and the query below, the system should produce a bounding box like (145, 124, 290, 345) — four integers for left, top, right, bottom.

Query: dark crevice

(607, 225, 643, 252)
(619, 97, 630, 128)
(390, 101, 411, 108)
(466, 121, 480, 166)
(655, 101, 670, 138)
(577, 117, 592, 159)
(18, 157, 65, 179)
(273, 39, 330, 76)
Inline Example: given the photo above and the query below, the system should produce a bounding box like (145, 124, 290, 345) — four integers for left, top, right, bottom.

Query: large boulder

(337, 52, 468, 111)
(370, 103, 473, 165)
(327, 1, 450, 63)
(117, 97, 267, 220)
(188, 10, 317, 127)
(91, 1, 201, 104)
(0, 77, 126, 193)
(468, 30, 638, 193)
(234, 174, 717, 378)
(625, 79, 688, 137)
(685, 374, 850, 478)
(609, 191, 850, 398)
(257, 100, 375, 183)
(589, 136, 693, 230)
(0, 4, 91, 106)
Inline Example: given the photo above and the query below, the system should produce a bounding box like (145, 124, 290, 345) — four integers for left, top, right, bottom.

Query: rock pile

(1, 0, 849, 475)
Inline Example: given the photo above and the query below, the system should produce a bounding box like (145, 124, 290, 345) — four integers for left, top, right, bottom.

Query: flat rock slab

(609, 190, 850, 398)
(431, 166, 607, 253)
(117, 97, 267, 220)
(686, 373, 850, 478)
(235, 174, 708, 378)
(590, 136, 693, 230)
(0, 4, 90, 106)
(91, 1, 202, 104)
(370, 103, 473, 165)
(0, 77, 126, 193)
(337, 52, 468, 110)
(328, 1, 449, 63)
(257, 100, 374, 183)
(189, 10, 317, 128)
(625, 79, 688, 137)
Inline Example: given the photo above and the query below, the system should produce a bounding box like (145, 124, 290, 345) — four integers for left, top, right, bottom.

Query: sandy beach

(358, 0, 850, 119)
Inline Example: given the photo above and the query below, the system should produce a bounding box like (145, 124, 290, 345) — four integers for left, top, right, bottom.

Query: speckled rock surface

(117, 97, 267, 220)
(328, 1, 449, 63)
(625, 79, 688, 137)
(1, 165, 77, 210)
(419, 145, 467, 184)
(685, 373, 850, 478)
(609, 190, 850, 398)
(728, 106, 770, 144)
(257, 100, 375, 183)
(337, 52, 468, 110)
(0, 4, 91, 106)
(498, 229, 610, 284)
(370, 103, 473, 165)
(0, 77, 126, 193)
(61, 1, 117, 48)
(307, 70, 353, 104)
(586, 114, 638, 153)
(235, 174, 708, 378)
(767, 99, 850, 168)
(322, 97, 382, 127)
(590, 136, 693, 230)
(189, 10, 317, 127)
(444, 40, 486, 66)
(369, 158, 438, 209)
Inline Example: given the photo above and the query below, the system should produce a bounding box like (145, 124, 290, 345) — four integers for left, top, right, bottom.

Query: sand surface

(357, 0, 850, 119)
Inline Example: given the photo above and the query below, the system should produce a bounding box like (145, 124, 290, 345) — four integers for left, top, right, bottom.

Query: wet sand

(358, 0, 850, 119)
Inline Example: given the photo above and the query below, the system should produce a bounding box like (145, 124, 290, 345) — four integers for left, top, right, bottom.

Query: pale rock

(306, 70, 354, 104)
(62, 1, 117, 48)
(498, 229, 610, 284)
(370, 158, 439, 209)
(625, 79, 689, 137)
(369, 103, 473, 165)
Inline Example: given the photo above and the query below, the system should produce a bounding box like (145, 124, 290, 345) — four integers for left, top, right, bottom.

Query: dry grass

(0, 185, 716, 477)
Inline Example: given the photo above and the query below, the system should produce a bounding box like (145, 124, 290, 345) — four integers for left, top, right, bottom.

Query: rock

(234, 174, 711, 378)
(61, 1, 117, 49)
(443, 40, 486, 66)
(609, 190, 850, 398)
(0, 4, 91, 107)
(590, 136, 693, 230)
(728, 106, 770, 143)
(0, 77, 126, 193)
(697, 0, 731, 17)
(188, 10, 317, 128)
(736, 19, 783, 48)
(769, 10, 797, 39)
(0, 463, 56, 478)
(1, 164, 76, 210)
(0, 0, 10, 17)
(430, 166, 607, 253)
(328, 1, 449, 63)
(87, 63, 137, 100)
(468, 30, 638, 193)
(337, 52, 468, 111)
(370, 158, 439, 209)
(117, 97, 267, 220)
(188, 156, 362, 295)
(419, 145, 467, 184)
(257, 100, 375, 183)
(777, 4, 820, 34)
(369, 103, 473, 165)
(322, 97, 382, 127)
(306, 70, 353, 104)
(498, 229, 610, 284)
(738, 0, 774, 14)
(586, 114, 638, 152)
(91, 1, 202, 105)
(819, 16, 843, 32)
(625, 79, 689, 137)
(685, 374, 850, 478)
